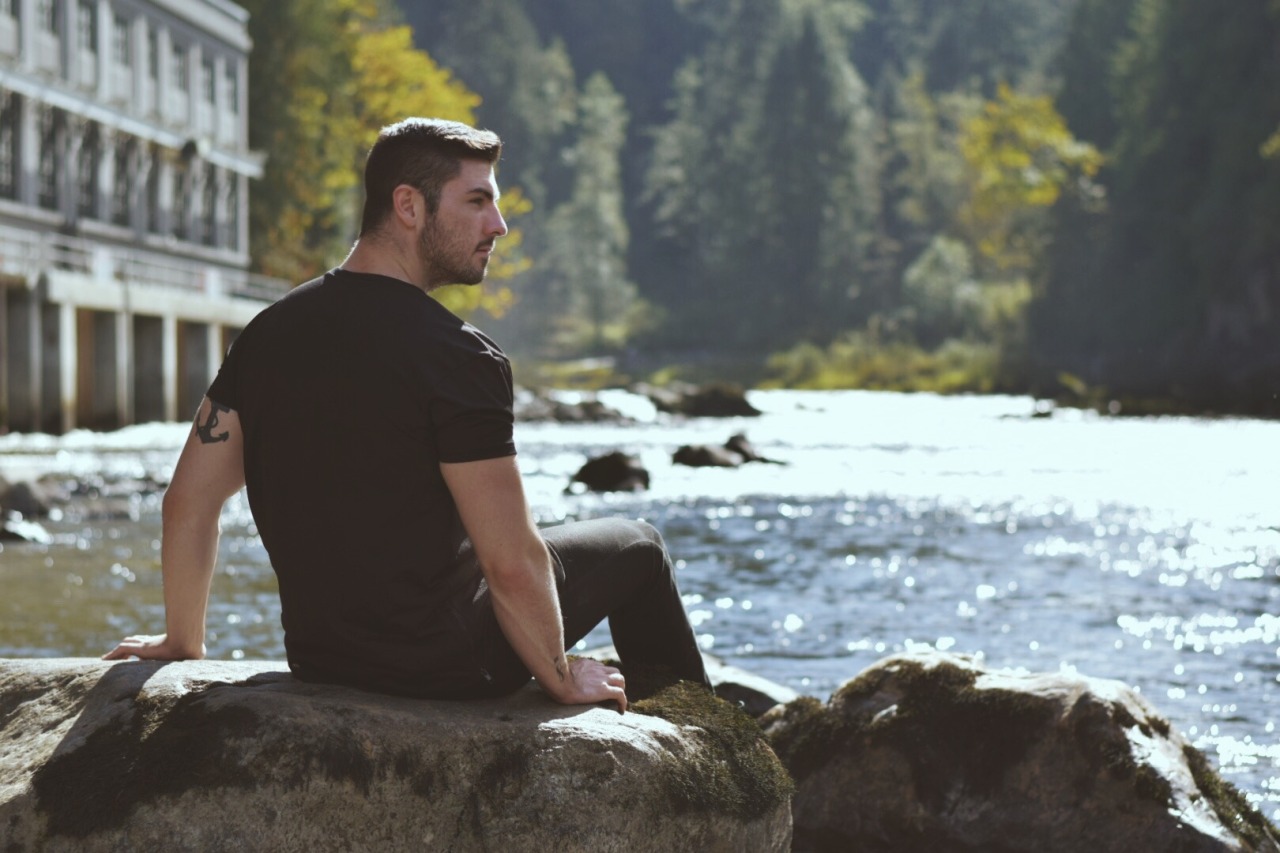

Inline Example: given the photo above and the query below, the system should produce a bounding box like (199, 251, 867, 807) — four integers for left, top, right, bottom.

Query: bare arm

(441, 456, 626, 711)
(103, 397, 246, 661)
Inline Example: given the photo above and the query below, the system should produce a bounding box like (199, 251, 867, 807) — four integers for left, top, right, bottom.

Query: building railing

(0, 221, 289, 302)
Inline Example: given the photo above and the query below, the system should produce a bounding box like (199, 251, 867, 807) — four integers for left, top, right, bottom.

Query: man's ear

(391, 184, 423, 229)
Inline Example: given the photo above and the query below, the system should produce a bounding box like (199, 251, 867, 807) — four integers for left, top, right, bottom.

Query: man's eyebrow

(466, 186, 500, 202)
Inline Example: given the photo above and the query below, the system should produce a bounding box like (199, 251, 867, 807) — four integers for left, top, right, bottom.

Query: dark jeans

(470, 517, 710, 695)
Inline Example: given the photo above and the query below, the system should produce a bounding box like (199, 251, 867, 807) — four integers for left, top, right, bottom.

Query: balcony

(0, 221, 288, 303)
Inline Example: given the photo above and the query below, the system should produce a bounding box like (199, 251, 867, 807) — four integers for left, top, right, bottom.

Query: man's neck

(339, 235, 431, 293)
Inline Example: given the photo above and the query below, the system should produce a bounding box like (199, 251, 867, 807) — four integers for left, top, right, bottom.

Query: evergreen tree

(1035, 0, 1280, 409)
(503, 74, 639, 356)
(644, 0, 882, 351)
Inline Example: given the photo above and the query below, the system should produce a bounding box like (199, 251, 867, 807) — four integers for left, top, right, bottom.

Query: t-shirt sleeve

(206, 335, 241, 412)
(432, 349, 516, 464)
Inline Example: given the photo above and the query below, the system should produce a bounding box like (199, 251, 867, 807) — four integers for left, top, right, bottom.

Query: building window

(146, 27, 158, 79)
(76, 1, 95, 53)
(111, 14, 130, 66)
(224, 66, 239, 113)
(111, 140, 130, 225)
(37, 0, 56, 33)
(0, 92, 17, 200)
(78, 124, 99, 218)
(38, 107, 59, 210)
(171, 44, 188, 91)
(201, 57, 215, 104)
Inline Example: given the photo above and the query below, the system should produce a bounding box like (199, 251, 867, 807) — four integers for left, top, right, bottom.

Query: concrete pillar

(162, 313, 177, 422)
(115, 310, 131, 425)
(57, 300, 76, 433)
(16, 0, 36, 73)
(95, 0, 110, 101)
(206, 321, 224, 385)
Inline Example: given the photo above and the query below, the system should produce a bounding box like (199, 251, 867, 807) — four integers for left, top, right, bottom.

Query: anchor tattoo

(196, 401, 232, 444)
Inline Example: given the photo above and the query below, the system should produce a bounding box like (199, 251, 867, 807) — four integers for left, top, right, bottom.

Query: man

(104, 118, 709, 711)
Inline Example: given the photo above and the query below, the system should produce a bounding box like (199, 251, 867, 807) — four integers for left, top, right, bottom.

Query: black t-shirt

(207, 268, 516, 695)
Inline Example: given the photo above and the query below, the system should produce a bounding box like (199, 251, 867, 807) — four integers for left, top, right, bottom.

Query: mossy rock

(763, 651, 1279, 853)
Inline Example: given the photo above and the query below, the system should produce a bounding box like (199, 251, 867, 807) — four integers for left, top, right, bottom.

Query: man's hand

(102, 633, 205, 661)
(557, 657, 628, 713)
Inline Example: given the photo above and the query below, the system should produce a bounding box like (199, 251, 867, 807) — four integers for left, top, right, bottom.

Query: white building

(0, 0, 283, 433)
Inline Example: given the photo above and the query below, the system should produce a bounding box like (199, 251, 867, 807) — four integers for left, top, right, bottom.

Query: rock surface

(0, 658, 792, 852)
(763, 651, 1279, 853)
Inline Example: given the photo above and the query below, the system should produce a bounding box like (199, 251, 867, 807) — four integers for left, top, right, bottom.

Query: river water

(2, 389, 1278, 818)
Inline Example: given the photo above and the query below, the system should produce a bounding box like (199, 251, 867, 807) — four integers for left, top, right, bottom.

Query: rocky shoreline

(1, 652, 1275, 852)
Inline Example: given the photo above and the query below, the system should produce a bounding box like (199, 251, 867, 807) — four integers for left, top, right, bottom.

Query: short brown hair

(358, 118, 502, 235)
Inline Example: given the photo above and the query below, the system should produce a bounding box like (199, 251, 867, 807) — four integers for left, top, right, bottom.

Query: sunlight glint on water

(2, 390, 1277, 818)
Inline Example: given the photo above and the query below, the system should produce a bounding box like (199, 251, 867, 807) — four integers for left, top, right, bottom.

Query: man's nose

(489, 208, 509, 237)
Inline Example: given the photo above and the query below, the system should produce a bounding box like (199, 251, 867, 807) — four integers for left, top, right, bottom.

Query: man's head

(358, 118, 503, 236)
(355, 118, 508, 289)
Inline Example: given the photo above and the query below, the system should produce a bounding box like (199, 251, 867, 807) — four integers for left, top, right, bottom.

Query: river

(1, 389, 1277, 819)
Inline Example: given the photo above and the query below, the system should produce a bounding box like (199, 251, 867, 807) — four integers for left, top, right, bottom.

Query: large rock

(568, 451, 651, 493)
(634, 382, 762, 418)
(763, 651, 1279, 853)
(0, 658, 792, 852)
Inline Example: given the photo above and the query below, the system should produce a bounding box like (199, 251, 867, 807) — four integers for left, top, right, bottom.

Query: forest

(235, 0, 1280, 415)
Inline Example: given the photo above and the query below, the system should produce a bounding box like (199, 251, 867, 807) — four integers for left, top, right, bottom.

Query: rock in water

(568, 450, 651, 492)
(0, 658, 792, 852)
(673, 444, 745, 468)
(762, 651, 1279, 853)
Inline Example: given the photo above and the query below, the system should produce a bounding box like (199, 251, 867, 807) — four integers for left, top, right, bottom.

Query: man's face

(418, 160, 508, 288)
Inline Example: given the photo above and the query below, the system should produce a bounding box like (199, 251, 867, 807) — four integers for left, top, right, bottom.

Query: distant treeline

(241, 0, 1280, 414)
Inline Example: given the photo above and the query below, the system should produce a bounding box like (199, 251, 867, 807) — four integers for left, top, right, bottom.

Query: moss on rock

(1182, 743, 1280, 850)
(622, 663, 794, 820)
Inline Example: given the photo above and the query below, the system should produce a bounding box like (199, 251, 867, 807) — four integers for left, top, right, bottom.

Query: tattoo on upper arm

(195, 402, 232, 444)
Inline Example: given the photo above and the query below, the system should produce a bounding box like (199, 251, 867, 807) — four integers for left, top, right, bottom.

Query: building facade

(0, 0, 282, 434)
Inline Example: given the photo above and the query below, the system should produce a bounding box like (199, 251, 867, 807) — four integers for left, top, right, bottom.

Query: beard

(419, 215, 491, 288)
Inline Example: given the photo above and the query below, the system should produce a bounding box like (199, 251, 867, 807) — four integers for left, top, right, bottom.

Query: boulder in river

(762, 650, 1279, 853)
(0, 477, 53, 518)
(673, 444, 745, 468)
(0, 657, 793, 852)
(635, 382, 762, 418)
(673, 433, 784, 469)
(568, 450, 651, 493)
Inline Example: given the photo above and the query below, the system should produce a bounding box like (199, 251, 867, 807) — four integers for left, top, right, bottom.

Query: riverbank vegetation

(239, 0, 1280, 417)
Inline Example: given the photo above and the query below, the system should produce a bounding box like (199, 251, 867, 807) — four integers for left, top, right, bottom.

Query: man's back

(208, 269, 517, 694)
